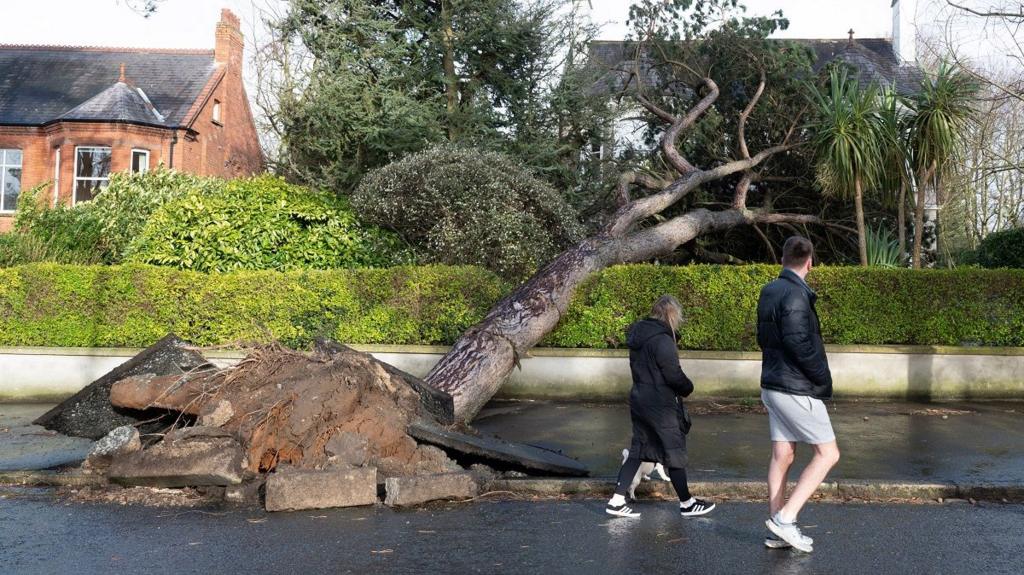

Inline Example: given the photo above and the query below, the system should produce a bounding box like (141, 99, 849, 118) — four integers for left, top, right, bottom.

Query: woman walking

(606, 295, 716, 518)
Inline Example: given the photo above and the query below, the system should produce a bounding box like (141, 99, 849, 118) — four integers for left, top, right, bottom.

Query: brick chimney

(215, 8, 243, 68)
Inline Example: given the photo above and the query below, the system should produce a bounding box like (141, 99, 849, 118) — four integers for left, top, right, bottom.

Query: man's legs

(768, 441, 796, 516)
(777, 440, 840, 523)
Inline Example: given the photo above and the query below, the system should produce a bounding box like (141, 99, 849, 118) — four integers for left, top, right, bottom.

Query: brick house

(0, 9, 263, 232)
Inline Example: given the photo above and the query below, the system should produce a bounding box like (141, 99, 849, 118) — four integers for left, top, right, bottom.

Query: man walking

(757, 236, 840, 553)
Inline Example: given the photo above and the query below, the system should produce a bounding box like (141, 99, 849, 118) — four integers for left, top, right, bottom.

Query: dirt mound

(110, 344, 457, 477)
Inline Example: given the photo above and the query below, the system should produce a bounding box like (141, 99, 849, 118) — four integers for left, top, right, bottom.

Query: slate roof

(0, 46, 217, 128)
(589, 37, 923, 97)
(56, 81, 166, 127)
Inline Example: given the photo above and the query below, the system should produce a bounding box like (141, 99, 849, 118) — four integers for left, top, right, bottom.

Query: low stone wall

(2, 345, 1023, 402)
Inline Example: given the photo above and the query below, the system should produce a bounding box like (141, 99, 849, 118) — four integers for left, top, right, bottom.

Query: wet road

(1, 489, 1022, 575)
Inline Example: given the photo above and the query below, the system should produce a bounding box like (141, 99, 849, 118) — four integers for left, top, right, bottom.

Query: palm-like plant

(906, 61, 978, 268)
(807, 67, 885, 266)
(877, 88, 913, 264)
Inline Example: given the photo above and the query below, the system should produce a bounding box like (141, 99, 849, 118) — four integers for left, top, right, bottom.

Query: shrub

(353, 145, 584, 278)
(973, 228, 1024, 269)
(1, 263, 1022, 350)
(0, 232, 101, 267)
(90, 168, 221, 262)
(13, 183, 104, 262)
(126, 175, 410, 272)
(0, 263, 504, 347)
(545, 265, 1024, 349)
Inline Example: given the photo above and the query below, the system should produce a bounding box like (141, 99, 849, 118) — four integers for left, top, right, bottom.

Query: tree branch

(662, 78, 720, 175)
(616, 171, 670, 206)
(947, 1, 1024, 21)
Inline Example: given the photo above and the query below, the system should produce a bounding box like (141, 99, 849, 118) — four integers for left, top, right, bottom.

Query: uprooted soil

(109, 344, 457, 477)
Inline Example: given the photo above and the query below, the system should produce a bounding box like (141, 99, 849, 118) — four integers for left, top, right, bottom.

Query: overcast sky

(0, 1, 1013, 80)
(1, 1, 895, 50)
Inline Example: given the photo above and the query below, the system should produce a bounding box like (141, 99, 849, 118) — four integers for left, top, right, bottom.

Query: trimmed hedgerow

(544, 265, 1024, 349)
(1, 263, 1022, 349)
(0, 263, 504, 348)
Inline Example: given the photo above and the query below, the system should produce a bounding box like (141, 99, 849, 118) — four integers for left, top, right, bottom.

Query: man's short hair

(781, 236, 814, 268)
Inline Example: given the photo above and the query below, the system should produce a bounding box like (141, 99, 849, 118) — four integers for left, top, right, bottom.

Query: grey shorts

(761, 389, 836, 444)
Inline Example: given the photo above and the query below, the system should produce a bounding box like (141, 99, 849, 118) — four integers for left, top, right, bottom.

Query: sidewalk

(473, 399, 1024, 484)
(3, 400, 1024, 497)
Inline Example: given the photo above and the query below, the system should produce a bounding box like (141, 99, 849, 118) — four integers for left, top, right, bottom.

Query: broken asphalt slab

(32, 334, 212, 440)
(408, 420, 589, 477)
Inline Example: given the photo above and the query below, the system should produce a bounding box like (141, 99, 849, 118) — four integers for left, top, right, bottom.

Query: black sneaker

(606, 502, 641, 518)
(680, 499, 716, 517)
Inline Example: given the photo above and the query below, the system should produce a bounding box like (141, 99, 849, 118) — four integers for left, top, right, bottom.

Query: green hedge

(1, 263, 1023, 349)
(0, 263, 503, 348)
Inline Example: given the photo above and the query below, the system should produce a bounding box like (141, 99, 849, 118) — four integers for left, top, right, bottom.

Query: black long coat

(625, 318, 694, 469)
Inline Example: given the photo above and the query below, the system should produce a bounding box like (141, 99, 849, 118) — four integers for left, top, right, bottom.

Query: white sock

(680, 497, 696, 508)
(609, 494, 626, 507)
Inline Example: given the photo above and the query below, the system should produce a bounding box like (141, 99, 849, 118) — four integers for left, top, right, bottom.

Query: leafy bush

(2, 263, 1022, 350)
(353, 145, 584, 278)
(127, 175, 410, 272)
(0, 263, 504, 347)
(546, 265, 1024, 349)
(13, 184, 104, 262)
(972, 228, 1024, 269)
(0, 232, 101, 267)
(90, 168, 220, 262)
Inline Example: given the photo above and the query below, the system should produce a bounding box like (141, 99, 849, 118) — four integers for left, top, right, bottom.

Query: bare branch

(752, 224, 778, 263)
(606, 143, 793, 237)
(635, 90, 678, 124)
(662, 78, 720, 175)
(947, 1, 1024, 21)
(737, 71, 767, 161)
(616, 171, 670, 206)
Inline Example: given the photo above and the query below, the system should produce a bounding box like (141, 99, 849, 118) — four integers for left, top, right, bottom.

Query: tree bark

(898, 180, 907, 265)
(912, 162, 936, 269)
(441, 0, 458, 140)
(855, 175, 868, 266)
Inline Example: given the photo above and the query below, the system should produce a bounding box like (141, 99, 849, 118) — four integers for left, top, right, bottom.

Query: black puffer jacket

(625, 318, 694, 469)
(756, 269, 833, 399)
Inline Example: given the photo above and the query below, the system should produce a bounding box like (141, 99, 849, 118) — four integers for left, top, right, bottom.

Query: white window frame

(131, 149, 150, 174)
(0, 148, 23, 213)
(52, 147, 60, 207)
(73, 145, 112, 205)
(212, 99, 222, 125)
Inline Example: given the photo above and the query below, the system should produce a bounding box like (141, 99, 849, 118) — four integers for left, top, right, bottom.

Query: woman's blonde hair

(650, 294, 684, 337)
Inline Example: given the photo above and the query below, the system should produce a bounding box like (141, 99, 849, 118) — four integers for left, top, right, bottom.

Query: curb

(3, 472, 1022, 503)
(0, 470, 107, 488)
(485, 478, 1024, 502)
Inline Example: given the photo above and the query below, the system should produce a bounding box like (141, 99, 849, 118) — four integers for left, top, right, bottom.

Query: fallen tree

(423, 7, 848, 421)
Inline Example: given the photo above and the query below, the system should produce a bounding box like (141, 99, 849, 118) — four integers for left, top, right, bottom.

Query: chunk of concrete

(90, 426, 141, 459)
(83, 426, 141, 471)
(34, 334, 213, 439)
(198, 400, 235, 427)
(324, 431, 368, 466)
(264, 467, 377, 512)
(384, 472, 479, 507)
(107, 436, 245, 487)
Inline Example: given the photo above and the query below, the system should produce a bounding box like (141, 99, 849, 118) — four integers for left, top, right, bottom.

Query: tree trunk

(897, 181, 907, 265)
(912, 162, 936, 269)
(423, 206, 811, 421)
(441, 0, 459, 140)
(855, 176, 868, 266)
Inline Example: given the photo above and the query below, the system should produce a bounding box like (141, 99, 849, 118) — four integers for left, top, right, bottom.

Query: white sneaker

(764, 533, 814, 549)
(765, 513, 813, 553)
